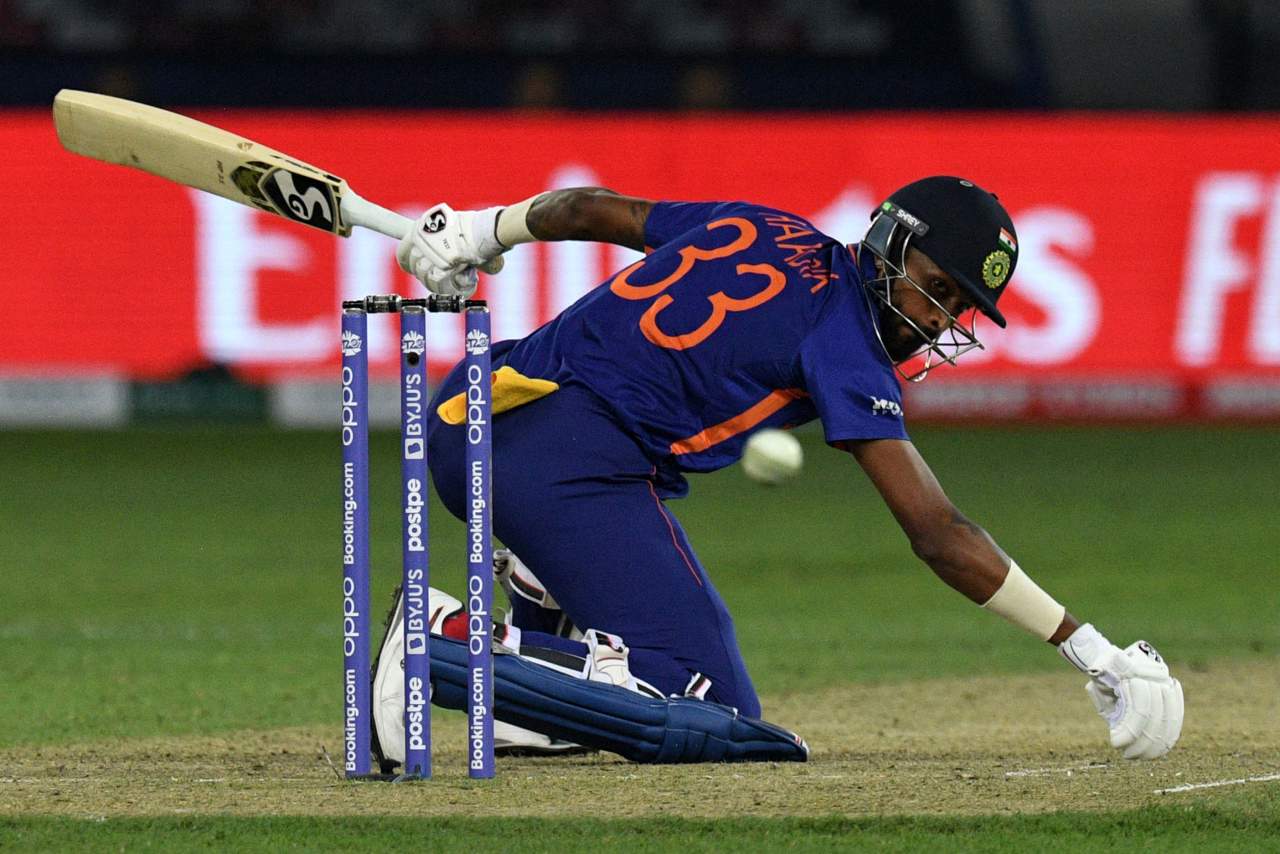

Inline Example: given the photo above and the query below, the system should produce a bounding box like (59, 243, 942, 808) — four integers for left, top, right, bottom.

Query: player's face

(876, 248, 975, 363)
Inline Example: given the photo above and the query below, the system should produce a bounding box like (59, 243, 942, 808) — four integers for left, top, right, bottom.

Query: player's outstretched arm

(841, 437, 1184, 759)
(397, 188, 654, 295)
(841, 438, 1076, 638)
(524, 188, 654, 251)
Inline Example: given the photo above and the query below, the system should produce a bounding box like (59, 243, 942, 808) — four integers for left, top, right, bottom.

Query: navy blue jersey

(501, 201, 907, 472)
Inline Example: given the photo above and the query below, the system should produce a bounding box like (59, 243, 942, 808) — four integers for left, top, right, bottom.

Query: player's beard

(877, 301, 935, 363)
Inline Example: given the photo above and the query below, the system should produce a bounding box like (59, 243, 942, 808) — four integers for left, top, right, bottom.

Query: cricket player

(375, 176, 1183, 763)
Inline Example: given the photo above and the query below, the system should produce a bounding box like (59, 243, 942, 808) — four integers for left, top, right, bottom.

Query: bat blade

(53, 89, 360, 237)
(49, 90, 508, 273)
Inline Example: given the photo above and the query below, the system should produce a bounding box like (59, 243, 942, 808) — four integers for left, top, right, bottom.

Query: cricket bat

(51, 89, 502, 271)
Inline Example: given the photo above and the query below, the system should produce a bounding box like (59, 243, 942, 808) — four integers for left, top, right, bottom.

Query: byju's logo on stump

(341, 330, 363, 356)
(465, 328, 490, 355)
(401, 330, 425, 355)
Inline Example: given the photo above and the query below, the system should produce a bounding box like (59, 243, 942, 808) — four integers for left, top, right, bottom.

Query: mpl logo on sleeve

(870, 396, 903, 417)
(465, 328, 490, 355)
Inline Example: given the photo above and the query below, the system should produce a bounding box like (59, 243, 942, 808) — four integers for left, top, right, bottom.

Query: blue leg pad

(429, 636, 807, 763)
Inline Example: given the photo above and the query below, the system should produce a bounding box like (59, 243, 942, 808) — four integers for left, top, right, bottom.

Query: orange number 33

(609, 217, 786, 351)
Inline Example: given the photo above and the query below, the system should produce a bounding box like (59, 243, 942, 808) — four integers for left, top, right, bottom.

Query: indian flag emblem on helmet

(998, 228, 1017, 253)
(982, 250, 1011, 289)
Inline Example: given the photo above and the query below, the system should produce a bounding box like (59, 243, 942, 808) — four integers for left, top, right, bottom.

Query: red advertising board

(3, 110, 1280, 418)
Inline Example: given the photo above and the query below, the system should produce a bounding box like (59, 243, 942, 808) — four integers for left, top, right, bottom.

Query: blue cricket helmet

(872, 176, 1018, 328)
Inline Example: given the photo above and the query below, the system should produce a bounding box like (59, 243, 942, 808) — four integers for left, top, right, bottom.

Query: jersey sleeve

(644, 200, 754, 250)
(799, 310, 909, 444)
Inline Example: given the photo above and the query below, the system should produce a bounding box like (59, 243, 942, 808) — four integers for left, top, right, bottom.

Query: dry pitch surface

(3, 657, 1275, 819)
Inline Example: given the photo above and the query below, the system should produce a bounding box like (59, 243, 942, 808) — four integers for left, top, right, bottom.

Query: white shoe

(371, 587, 463, 766)
(494, 720, 593, 756)
(373, 586, 591, 763)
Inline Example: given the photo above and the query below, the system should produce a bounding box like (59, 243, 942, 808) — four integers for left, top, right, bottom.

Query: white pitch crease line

(1154, 773, 1280, 794)
(1005, 762, 1110, 778)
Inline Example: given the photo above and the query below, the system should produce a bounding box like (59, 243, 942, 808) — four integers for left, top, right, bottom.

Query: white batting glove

(1059, 623, 1185, 760)
(396, 203, 507, 297)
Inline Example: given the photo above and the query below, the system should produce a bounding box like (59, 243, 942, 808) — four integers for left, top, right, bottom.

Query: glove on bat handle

(344, 191, 506, 275)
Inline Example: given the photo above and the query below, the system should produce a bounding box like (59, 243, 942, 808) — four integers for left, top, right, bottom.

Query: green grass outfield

(4, 795, 1279, 853)
(2, 426, 1277, 849)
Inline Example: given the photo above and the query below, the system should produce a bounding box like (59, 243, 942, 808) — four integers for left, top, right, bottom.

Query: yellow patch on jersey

(436, 366, 559, 425)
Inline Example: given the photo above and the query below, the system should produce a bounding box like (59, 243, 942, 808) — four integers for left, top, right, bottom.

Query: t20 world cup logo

(401, 330, 426, 356)
(465, 328, 489, 356)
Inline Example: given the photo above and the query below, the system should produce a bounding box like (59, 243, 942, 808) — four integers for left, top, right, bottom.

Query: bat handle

(343, 190, 505, 275)
(343, 190, 412, 240)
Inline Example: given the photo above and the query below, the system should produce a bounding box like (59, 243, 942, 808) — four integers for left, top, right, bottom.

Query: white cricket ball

(741, 429, 803, 485)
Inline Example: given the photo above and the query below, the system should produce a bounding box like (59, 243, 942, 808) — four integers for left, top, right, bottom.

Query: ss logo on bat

(263, 169, 337, 231)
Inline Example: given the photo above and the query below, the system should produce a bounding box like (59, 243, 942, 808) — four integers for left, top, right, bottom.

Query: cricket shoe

(370, 585, 467, 771)
(494, 720, 593, 756)
(372, 585, 571, 766)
